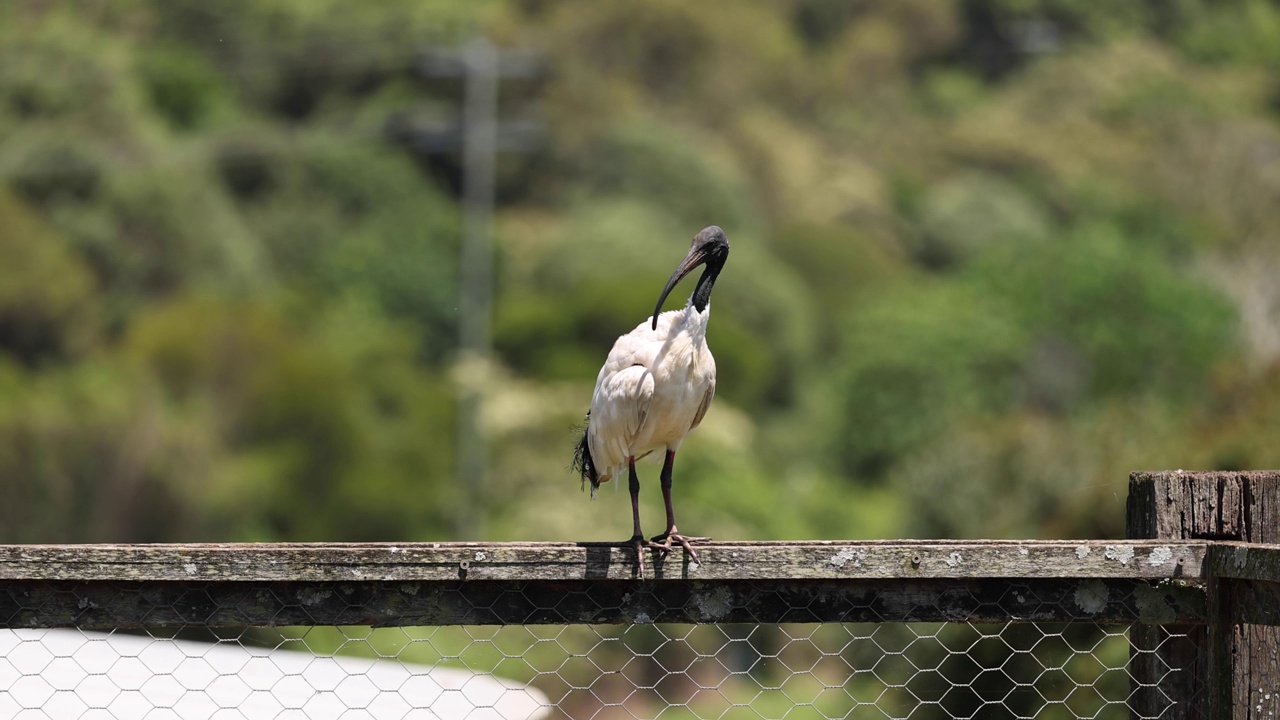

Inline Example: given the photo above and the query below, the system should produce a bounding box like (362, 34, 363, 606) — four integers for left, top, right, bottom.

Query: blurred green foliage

(2, 0, 1279, 551)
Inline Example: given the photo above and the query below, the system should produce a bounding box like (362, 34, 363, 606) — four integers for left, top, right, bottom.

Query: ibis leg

(649, 450, 709, 564)
(627, 457, 648, 578)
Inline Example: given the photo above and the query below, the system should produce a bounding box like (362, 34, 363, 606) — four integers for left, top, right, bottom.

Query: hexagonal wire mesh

(0, 620, 1191, 719)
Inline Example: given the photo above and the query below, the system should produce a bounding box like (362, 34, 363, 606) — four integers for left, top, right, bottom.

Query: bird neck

(690, 260, 723, 314)
(677, 295, 712, 345)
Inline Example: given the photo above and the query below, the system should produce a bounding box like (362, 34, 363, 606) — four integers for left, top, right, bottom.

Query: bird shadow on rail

(575, 541, 703, 581)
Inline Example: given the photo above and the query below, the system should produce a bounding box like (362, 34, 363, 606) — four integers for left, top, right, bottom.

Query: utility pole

(394, 38, 542, 540)
(456, 38, 498, 542)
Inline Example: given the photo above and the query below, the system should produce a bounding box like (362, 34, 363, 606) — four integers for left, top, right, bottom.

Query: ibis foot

(628, 534, 651, 579)
(648, 529, 710, 565)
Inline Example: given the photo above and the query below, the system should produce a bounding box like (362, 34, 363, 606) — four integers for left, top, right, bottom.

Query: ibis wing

(587, 364, 655, 481)
(691, 384, 715, 430)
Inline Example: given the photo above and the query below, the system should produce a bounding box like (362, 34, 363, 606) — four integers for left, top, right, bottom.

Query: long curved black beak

(651, 247, 708, 330)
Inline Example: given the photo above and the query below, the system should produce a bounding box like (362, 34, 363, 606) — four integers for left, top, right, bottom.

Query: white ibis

(572, 225, 729, 576)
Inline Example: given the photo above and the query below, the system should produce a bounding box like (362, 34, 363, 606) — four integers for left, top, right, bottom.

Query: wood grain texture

(0, 540, 1206, 583)
(1128, 470, 1280, 541)
(1128, 470, 1280, 720)
(0, 540, 1213, 630)
(1206, 542, 1280, 583)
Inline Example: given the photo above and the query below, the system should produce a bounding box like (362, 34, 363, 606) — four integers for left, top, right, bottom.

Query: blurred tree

(233, 134, 462, 358)
(138, 42, 233, 131)
(9, 5, 1280, 706)
(0, 192, 99, 365)
(0, 0, 1273, 552)
(827, 279, 1027, 480)
(970, 220, 1234, 403)
(122, 295, 457, 540)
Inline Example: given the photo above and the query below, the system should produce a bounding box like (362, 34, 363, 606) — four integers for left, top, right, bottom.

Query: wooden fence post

(1127, 470, 1280, 720)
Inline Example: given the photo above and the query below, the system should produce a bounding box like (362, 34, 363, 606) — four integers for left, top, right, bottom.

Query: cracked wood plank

(0, 540, 1206, 583)
(1129, 470, 1280, 720)
(0, 540, 1210, 630)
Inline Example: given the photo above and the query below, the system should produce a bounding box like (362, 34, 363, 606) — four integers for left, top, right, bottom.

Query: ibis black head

(652, 226, 730, 330)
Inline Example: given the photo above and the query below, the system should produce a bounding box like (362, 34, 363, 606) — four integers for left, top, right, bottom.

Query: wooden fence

(2, 470, 1278, 719)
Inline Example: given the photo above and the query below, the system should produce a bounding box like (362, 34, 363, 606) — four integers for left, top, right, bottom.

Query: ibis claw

(648, 529, 709, 565)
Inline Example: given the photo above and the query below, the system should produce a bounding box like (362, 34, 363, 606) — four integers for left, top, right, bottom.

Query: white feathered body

(586, 302, 716, 493)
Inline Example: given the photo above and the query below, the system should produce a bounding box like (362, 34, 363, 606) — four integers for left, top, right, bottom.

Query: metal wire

(0, 620, 1190, 719)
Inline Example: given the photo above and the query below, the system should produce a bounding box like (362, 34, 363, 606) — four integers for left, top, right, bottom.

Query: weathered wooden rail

(1128, 470, 1280, 719)
(0, 538, 1210, 582)
(1, 471, 1279, 720)
(0, 539, 1211, 628)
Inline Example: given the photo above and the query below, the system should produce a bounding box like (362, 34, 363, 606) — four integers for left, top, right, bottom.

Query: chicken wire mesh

(0, 617, 1187, 717)
(0, 573, 1197, 720)
(0, 621, 1191, 720)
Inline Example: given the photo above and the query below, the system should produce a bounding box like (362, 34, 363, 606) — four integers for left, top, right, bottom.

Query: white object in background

(0, 628, 550, 719)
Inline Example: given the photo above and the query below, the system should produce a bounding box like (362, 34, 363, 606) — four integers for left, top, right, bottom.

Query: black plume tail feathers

(571, 412, 601, 499)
